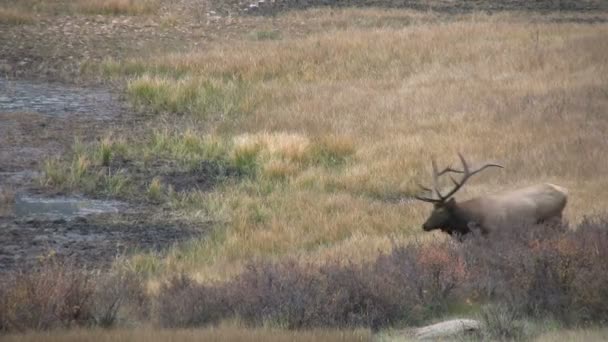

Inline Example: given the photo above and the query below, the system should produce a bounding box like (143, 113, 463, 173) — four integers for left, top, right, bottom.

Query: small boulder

(414, 319, 482, 340)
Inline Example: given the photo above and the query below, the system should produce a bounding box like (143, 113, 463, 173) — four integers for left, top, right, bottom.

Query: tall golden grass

(94, 10, 608, 279)
(0, 6, 34, 24)
(1, 326, 372, 342)
(0, 0, 158, 16)
(534, 328, 608, 342)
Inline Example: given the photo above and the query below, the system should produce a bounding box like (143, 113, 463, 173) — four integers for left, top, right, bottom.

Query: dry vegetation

(5, 326, 608, 342)
(0, 6, 34, 24)
(534, 328, 608, 342)
(0, 186, 15, 217)
(4, 3, 608, 340)
(75, 0, 159, 15)
(87, 10, 608, 279)
(2, 220, 608, 339)
(0, 326, 371, 342)
(0, 0, 158, 17)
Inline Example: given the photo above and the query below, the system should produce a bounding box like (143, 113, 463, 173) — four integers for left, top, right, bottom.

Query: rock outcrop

(414, 319, 482, 340)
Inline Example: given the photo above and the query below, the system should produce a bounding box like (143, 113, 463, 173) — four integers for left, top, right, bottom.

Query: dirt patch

(0, 78, 123, 117)
(0, 213, 208, 273)
(0, 77, 186, 273)
(0, 109, 133, 192)
(0, 77, 139, 191)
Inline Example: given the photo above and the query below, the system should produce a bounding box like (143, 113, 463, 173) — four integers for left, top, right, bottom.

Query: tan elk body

(416, 154, 568, 237)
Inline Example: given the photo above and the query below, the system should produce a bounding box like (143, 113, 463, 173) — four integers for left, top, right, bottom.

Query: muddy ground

(0, 79, 208, 272)
(0, 214, 204, 272)
(1, 0, 607, 272)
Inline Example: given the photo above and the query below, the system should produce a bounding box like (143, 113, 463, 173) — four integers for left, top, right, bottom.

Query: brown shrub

(365, 240, 465, 327)
(462, 218, 608, 325)
(156, 241, 463, 330)
(0, 260, 150, 332)
(3, 218, 608, 333)
(227, 260, 323, 328)
(0, 261, 95, 332)
(92, 270, 149, 327)
(156, 274, 229, 328)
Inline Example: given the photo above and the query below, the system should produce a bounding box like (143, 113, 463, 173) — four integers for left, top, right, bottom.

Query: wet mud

(0, 214, 207, 272)
(0, 78, 123, 118)
(0, 77, 204, 272)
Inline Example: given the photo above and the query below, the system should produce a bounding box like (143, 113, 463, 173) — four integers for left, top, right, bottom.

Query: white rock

(414, 319, 482, 340)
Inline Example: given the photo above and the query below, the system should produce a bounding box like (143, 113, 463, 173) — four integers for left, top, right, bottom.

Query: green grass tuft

(147, 177, 164, 203)
(127, 76, 256, 119)
(231, 144, 260, 177)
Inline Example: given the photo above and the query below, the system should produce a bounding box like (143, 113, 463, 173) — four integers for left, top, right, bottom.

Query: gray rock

(414, 319, 482, 340)
(32, 235, 50, 244)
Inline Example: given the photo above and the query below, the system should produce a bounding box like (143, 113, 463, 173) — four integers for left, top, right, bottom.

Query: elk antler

(414, 153, 504, 203)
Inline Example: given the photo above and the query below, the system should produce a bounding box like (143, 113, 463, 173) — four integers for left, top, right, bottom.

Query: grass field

(0, 326, 372, 342)
(2, 1, 608, 339)
(80, 9, 608, 280)
(0, 0, 159, 17)
(5, 326, 608, 341)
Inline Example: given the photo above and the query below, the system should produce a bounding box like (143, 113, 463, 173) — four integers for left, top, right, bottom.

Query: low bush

(0, 260, 147, 332)
(2, 218, 608, 333)
(156, 275, 229, 327)
(92, 269, 149, 327)
(155, 240, 463, 330)
(478, 304, 526, 341)
(155, 218, 608, 331)
(0, 261, 95, 332)
(462, 218, 608, 325)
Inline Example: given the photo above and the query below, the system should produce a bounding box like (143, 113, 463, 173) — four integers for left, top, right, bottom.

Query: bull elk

(415, 153, 568, 237)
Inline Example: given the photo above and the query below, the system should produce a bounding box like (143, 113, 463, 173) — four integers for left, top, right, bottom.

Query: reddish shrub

(0, 260, 150, 332)
(3, 218, 608, 332)
(462, 218, 608, 325)
(156, 241, 462, 330)
(227, 260, 323, 328)
(156, 274, 229, 328)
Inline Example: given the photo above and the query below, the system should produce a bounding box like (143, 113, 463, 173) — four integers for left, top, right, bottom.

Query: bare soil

(0, 214, 206, 273)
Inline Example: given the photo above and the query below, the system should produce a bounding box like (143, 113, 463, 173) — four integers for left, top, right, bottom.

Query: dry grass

(6, 322, 606, 341)
(534, 328, 608, 342)
(0, 326, 372, 342)
(89, 10, 608, 278)
(0, 0, 158, 16)
(0, 186, 15, 204)
(0, 186, 16, 217)
(75, 0, 159, 15)
(0, 6, 34, 24)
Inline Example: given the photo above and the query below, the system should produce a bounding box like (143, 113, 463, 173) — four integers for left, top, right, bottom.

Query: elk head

(415, 153, 503, 236)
